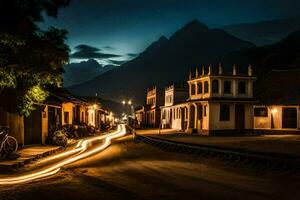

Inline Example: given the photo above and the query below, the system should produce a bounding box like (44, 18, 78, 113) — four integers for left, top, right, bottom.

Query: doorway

(282, 107, 297, 128)
(235, 104, 245, 130)
(24, 107, 42, 145)
(189, 105, 196, 129)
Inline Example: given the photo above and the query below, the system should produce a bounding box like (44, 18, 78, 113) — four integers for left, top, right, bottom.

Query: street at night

(0, 127, 300, 200)
(2, 1, 300, 199)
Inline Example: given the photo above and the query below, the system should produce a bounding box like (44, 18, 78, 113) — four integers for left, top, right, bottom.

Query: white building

(161, 84, 189, 130)
(186, 64, 256, 135)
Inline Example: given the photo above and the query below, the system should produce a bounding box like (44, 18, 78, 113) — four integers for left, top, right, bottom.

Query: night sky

(40, 0, 300, 65)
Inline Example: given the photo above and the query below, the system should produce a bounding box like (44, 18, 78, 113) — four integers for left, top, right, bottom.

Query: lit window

(254, 107, 268, 117)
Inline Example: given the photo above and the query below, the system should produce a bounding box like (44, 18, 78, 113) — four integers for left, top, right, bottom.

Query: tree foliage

(0, 0, 71, 116)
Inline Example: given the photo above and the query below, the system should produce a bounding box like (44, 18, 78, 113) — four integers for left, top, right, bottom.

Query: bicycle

(0, 127, 18, 159)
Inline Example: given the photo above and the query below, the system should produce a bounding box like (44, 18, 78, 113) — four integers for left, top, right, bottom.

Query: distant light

(122, 100, 126, 105)
(271, 108, 278, 114)
(93, 104, 97, 109)
(128, 100, 132, 105)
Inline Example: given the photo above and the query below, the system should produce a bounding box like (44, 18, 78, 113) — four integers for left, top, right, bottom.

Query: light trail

(0, 124, 127, 185)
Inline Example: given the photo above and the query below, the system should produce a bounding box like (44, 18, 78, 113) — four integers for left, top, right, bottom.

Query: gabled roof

(45, 87, 87, 106)
(255, 69, 300, 105)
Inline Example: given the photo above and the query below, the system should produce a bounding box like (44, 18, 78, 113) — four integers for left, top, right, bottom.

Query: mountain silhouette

(223, 28, 300, 76)
(223, 16, 300, 46)
(63, 59, 116, 87)
(68, 20, 255, 105)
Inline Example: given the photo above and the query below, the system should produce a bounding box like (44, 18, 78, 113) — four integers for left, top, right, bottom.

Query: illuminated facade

(145, 86, 164, 127)
(136, 67, 300, 135)
(160, 84, 189, 130)
(1, 88, 112, 146)
(253, 69, 300, 134)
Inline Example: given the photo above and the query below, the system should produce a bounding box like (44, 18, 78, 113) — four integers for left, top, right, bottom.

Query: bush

(52, 130, 68, 147)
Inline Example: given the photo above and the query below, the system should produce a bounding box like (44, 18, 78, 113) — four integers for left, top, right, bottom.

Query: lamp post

(122, 99, 134, 125)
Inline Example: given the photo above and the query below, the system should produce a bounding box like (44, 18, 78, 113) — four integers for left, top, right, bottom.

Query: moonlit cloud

(71, 44, 121, 59)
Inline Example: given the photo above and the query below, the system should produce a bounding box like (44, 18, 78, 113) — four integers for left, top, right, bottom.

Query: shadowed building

(135, 87, 164, 128)
(254, 69, 300, 134)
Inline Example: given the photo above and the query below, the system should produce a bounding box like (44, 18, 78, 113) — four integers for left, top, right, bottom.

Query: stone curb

(0, 146, 64, 173)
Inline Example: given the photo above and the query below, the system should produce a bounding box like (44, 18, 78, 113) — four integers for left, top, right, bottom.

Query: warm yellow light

(271, 108, 278, 114)
(128, 100, 132, 105)
(0, 125, 126, 185)
(122, 100, 126, 105)
(93, 104, 97, 109)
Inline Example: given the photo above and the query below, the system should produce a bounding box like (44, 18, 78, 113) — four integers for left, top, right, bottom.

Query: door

(197, 104, 203, 130)
(282, 108, 297, 128)
(235, 104, 245, 130)
(189, 105, 195, 129)
(170, 109, 172, 127)
(181, 108, 185, 130)
(24, 107, 42, 145)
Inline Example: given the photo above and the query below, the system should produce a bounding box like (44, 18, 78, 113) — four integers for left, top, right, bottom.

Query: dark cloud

(109, 59, 128, 65)
(127, 53, 138, 57)
(71, 44, 121, 59)
(103, 46, 116, 50)
(75, 44, 101, 52)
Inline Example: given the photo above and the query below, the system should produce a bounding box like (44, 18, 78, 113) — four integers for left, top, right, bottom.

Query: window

(220, 104, 230, 121)
(203, 105, 207, 117)
(204, 81, 209, 93)
(191, 84, 196, 95)
(64, 111, 69, 124)
(238, 81, 246, 94)
(197, 106, 203, 120)
(254, 107, 268, 117)
(197, 82, 202, 94)
(212, 79, 219, 93)
(224, 81, 231, 94)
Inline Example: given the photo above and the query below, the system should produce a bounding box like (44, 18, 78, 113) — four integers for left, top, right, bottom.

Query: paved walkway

(0, 145, 63, 173)
(136, 129, 300, 157)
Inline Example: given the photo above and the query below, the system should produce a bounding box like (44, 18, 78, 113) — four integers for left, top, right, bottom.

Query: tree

(0, 0, 71, 116)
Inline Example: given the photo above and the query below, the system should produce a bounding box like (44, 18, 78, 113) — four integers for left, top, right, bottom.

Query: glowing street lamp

(122, 100, 126, 105)
(271, 108, 278, 114)
(128, 100, 132, 105)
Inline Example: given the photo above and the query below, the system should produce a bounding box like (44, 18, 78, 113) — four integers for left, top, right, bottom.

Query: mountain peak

(170, 19, 209, 40)
(158, 35, 168, 42)
(182, 19, 209, 31)
(141, 35, 168, 56)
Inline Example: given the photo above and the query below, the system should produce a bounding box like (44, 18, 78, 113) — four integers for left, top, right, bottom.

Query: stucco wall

(209, 102, 253, 131)
(209, 103, 235, 130)
(254, 105, 300, 130)
(62, 102, 74, 125)
(0, 110, 24, 146)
